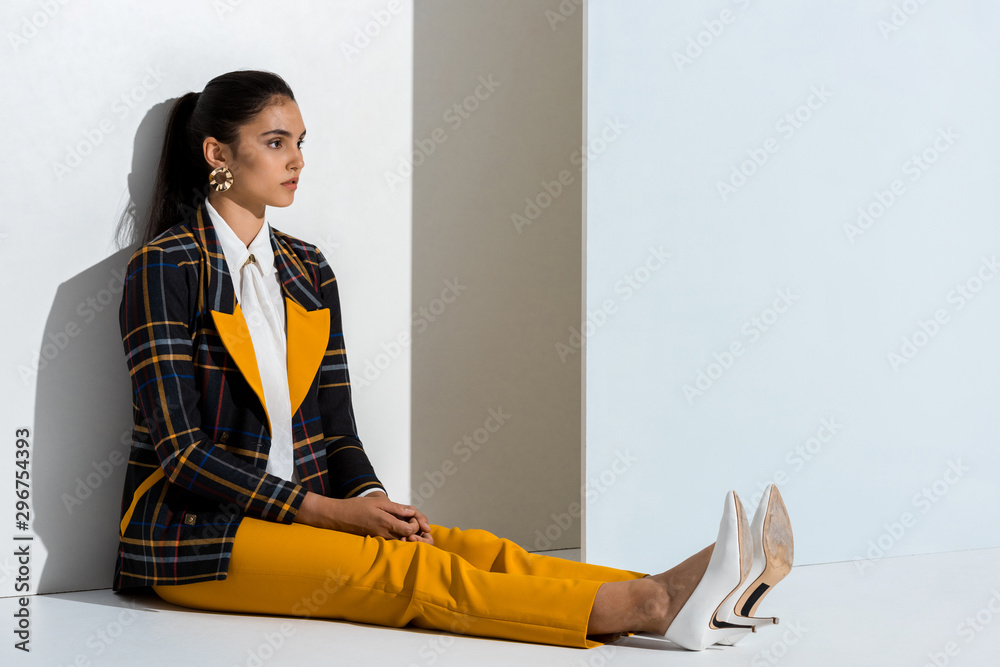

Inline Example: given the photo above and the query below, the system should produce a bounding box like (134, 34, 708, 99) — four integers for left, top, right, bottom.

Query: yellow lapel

(210, 298, 330, 435)
(121, 297, 329, 538)
(285, 298, 330, 416)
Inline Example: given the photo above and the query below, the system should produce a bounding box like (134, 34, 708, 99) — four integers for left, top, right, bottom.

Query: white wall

(584, 0, 1000, 573)
(411, 0, 584, 550)
(0, 0, 412, 595)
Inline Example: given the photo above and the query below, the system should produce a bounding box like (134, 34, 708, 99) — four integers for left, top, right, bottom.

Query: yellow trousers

(152, 517, 648, 649)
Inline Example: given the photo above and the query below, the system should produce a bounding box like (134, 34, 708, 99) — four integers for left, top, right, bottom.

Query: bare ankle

(628, 577, 672, 634)
(640, 545, 715, 635)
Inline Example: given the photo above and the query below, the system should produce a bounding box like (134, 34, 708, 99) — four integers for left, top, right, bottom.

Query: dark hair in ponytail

(142, 70, 296, 245)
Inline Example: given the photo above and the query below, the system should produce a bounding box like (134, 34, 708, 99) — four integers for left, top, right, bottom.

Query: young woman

(113, 69, 793, 651)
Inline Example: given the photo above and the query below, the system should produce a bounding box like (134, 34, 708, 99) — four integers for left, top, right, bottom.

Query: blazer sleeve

(120, 246, 307, 523)
(315, 249, 387, 499)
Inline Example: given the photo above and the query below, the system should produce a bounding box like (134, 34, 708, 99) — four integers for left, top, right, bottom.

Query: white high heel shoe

(715, 483, 794, 645)
(633, 490, 755, 651)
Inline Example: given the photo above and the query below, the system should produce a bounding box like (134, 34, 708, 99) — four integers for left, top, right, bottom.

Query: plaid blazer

(113, 201, 385, 591)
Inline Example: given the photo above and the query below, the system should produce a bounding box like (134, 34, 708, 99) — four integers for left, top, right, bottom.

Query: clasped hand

(346, 491, 433, 544)
(295, 490, 433, 544)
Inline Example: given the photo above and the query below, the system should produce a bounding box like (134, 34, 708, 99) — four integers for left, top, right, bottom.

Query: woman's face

(210, 96, 306, 210)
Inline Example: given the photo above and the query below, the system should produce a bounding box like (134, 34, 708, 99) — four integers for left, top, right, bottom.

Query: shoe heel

(634, 490, 754, 650)
(718, 626, 755, 646)
(711, 491, 756, 634)
(737, 485, 793, 619)
(715, 484, 793, 646)
(719, 484, 793, 645)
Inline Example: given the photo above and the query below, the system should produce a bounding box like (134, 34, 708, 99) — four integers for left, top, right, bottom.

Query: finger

(389, 516, 418, 538)
(414, 511, 431, 533)
(405, 531, 431, 544)
(386, 501, 416, 518)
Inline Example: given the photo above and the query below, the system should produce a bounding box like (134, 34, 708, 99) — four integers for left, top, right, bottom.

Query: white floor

(6, 546, 1000, 666)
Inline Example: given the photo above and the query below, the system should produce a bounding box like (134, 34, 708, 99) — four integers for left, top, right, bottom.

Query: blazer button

(184, 513, 197, 525)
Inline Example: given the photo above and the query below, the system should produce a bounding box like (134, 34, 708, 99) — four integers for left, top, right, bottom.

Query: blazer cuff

(271, 481, 309, 524)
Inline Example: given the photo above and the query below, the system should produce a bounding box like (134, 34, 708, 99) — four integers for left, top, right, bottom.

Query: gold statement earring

(209, 165, 234, 192)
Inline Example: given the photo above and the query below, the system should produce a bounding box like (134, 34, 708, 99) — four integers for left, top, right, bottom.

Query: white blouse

(205, 199, 299, 484)
(203, 198, 379, 496)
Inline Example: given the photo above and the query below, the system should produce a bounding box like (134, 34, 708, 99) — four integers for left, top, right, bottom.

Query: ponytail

(141, 70, 296, 246)
(143, 92, 203, 245)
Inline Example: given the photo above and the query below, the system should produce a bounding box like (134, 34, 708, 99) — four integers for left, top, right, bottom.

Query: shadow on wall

(34, 100, 173, 594)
